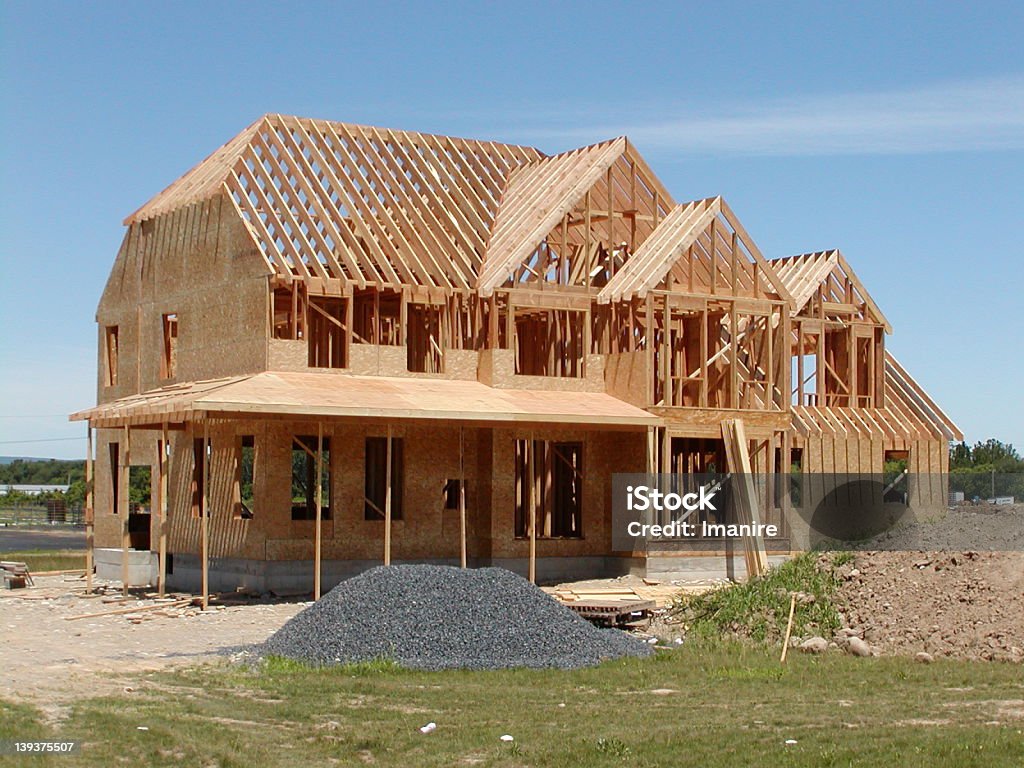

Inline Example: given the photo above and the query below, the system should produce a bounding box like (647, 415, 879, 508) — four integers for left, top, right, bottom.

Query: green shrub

(670, 551, 848, 643)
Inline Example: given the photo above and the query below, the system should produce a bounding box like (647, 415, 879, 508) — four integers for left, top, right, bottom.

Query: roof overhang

(70, 372, 661, 430)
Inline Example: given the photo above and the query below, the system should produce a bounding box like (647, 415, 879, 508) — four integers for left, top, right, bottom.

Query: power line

(0, 437, 85, 445)
(0, 414, 72, 419)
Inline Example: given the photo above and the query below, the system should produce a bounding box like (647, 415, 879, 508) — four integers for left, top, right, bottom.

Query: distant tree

(129, 466, 152, 508)
(0, 459, 85, 486)
(948, 440, 1023, 472)
(65, 479, 87, 507)
(970, 440, 1022, 471)
(949, 441, 972, 470)
(949, 439, 1024, 500)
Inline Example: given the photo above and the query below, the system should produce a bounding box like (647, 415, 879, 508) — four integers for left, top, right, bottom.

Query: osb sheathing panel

(805, 436, 896, 475)
(477, 349, 605, 392)
(90, 419, 646, 563)
(346, 345, 478, 380)
(803, 436, 949, 509)
(267, 339, 308, 371)
(487, 427, 646, 560)
(91, 428, 159, 549)
(604, 352, 649, 407)
(95, 193, 269, 404)
(909, 439, 948, 509)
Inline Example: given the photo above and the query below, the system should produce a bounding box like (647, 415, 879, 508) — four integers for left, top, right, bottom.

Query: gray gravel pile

(261, 564, 653, 670)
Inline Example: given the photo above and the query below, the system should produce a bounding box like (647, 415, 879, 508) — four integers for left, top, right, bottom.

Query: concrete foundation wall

(95, 547, 158, 587)
(164, 554, 640, 592)
(644, 553, 791, 582)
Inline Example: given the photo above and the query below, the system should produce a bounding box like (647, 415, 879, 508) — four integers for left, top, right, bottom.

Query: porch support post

(528, 431, 536, 584)
(201, 419, 210, 610)
(459, 426, 467, 569)
(121, 425, 130, 597)
(782, 428, 792, 522)
(85, 425, 94, 595)
(157, 421, 168, 597)
(384, 423, 392, 566)
(314, 422, 323, 600)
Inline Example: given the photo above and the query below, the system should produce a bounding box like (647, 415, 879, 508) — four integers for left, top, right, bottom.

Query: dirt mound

(833, 550, 1024, 661)
(830, 504, 1024, 661)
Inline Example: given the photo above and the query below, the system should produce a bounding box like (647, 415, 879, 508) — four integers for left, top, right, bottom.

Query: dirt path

(0, 576, 305, 708)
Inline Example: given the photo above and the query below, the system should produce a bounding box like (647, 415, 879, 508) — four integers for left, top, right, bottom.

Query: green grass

(2, 643, 1023, 767)
(0, 549, 86, 572)
(671, 551, 852, 643)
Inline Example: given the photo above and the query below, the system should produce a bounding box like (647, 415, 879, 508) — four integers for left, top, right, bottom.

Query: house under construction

(71, 115, 961, 600)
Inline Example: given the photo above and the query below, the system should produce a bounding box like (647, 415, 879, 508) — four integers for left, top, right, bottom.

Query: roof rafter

(478, 137, 627, 296)
(596, 197, 793, 305)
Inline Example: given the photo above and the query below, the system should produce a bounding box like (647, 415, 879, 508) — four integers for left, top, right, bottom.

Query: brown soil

(834, 549, 1024, 661)
(832, 504, 1024, 661)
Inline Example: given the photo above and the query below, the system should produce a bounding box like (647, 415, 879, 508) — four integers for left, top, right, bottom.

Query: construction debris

(65, 598, 193, 621)
(261, 565, 653, 670)
(2, 561, 34, 589)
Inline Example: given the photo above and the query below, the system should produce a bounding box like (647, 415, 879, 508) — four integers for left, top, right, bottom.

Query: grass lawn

(0, 549, 86, 573)
(2, 643, 1022, 767)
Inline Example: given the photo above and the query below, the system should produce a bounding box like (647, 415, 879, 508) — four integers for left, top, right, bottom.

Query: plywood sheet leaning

(721, 419, 769, 579)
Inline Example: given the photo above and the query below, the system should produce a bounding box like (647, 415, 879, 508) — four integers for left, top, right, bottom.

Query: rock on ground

(800, 636, 829, 654)
(846, 636, 872, 657)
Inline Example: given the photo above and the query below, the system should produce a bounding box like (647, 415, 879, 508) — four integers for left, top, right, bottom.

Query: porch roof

(70, 371, 661, 430)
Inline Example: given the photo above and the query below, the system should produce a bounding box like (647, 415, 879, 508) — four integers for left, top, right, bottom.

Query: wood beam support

(121, 425, 130, 597)
(384, 423, 392, 566)
(85, 426, 94, 595)
(314, 422, 323, 600)
(528, 432, 536, 585)
(201, 420, 209, 610)
(459, 426, 467, 569)
(157, 422, 168, 597)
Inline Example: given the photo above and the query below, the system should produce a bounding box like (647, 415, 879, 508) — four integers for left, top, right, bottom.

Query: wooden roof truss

(127, 114, 542, 291)
(114, 114, 958, 446)
(596, 197, 792, 305)
(773, 250, 890, 333)
(477, 138, 675, 296)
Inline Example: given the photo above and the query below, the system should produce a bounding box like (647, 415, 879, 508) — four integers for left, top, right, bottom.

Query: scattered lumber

(65, 598, 192, 621)
(33, 569, 86, 577)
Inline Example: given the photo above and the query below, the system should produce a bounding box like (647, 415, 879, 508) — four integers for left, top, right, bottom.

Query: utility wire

(0, 437, 85, 445)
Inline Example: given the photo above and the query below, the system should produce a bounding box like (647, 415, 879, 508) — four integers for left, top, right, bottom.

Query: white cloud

(529, 76, 1024, 156)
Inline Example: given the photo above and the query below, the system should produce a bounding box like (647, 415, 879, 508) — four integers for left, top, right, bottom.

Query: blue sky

(1, 1, 1021, 459)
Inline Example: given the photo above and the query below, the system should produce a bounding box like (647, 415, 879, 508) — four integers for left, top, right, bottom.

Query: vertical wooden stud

(314, 422, 323, 600)
(201, 420, 209, 610)
(528, 432, 536, 584)
(85, 426, 94, 595)
(121, 425, 130, 597)
(459, 426, 467, 569)
(158, 422, 168, 597)
(384, 423, 392, 566)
